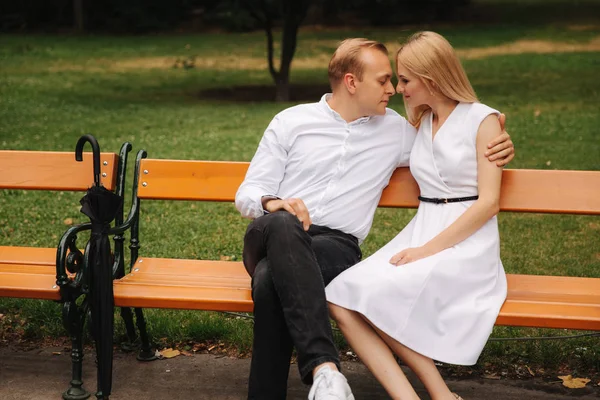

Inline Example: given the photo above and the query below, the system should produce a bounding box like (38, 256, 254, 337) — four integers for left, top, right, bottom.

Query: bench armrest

(55, 222, 92, 292)
(109, 149, 147, 236)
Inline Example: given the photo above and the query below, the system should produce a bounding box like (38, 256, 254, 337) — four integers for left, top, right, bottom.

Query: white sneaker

(308, 366, 355, 400)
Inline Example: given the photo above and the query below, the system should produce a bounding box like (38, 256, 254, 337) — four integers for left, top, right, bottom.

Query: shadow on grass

(197, 84, 332, 103)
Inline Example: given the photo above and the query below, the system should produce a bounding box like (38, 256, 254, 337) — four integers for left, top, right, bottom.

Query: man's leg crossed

(243, 211, 361, 397)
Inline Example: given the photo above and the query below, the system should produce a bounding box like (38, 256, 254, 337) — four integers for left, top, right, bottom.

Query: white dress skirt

(326, 102, 507, 365)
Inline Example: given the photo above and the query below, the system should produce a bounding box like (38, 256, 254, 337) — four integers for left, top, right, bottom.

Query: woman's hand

(389, 246, 432, 266)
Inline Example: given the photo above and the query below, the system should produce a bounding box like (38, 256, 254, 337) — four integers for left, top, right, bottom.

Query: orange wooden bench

(112, 156, 600, 359)
(0, 146, 130, 400)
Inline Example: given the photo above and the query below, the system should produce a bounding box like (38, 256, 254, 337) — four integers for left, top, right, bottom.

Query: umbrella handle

(75, 134, 102, 187)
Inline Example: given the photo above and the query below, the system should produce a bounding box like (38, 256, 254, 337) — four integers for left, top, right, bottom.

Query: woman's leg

(366, 319, 455, 400)
(328, 303, 420, 400)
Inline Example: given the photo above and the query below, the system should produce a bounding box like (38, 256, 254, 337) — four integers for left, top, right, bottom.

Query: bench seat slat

(118, 276, 250, 289)
(0, 265, 57, 275)
(0, 151, 118, 191)
(0, 246, 57, 266)
(131, 258, 248, 278)
(114, 284, 253, 312)
(113, 258, 600, 330)
(0, 247, 70, 301)
(498, 301, 600, 330)
(0, 266, 60, 300)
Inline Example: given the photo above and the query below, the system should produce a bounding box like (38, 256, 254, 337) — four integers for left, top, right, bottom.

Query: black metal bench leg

(119, 307, 139, 351)
(62, 300, 90, 400)
(134, 308, 156, 361)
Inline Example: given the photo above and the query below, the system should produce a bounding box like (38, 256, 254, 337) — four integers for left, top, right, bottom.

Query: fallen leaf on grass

(527, 366, 535, 376)
(63, 218, 73, 225)
(220, 255, 232, 261)
(160, 348, 180, 359)
(180, 350, 193, 357)
(558, 375, 590, 388)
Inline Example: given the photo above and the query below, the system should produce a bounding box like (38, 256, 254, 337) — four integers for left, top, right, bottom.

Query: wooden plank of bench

(129, 258, 249, 278)
(0, 264, 60, 300)
(497, 170, 600, 214)
(136, 160, 600, 215)
(498, 301, 600, 331)
(0, 151, 118, 191)
(0, 246, 56, 266)
(0, 264, 58, 274)
(113, 259, 600, 330)
(505, 274, 600, 303)
(382, 169, 600, 214)
(114, 258, 250, 311)
(498, 274, 600, 330)
(137, 160, 248, 202)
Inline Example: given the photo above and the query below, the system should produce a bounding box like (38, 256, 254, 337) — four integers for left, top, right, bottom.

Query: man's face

(353, 48, 395, 116)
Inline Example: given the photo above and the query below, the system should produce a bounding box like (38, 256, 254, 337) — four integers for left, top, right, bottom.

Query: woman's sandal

(452, 394, 464, 400)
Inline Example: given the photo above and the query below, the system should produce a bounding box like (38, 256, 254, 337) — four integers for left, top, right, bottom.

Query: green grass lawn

(1, 9, 599, 377)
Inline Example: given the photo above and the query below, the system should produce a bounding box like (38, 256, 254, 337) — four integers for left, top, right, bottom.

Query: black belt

(418, 195, 479, 204)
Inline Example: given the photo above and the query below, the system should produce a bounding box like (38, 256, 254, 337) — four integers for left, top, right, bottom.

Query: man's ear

(344, 73, 357, 94)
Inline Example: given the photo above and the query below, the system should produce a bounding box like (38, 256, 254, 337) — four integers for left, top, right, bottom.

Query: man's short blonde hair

(328, 38, 388, 88)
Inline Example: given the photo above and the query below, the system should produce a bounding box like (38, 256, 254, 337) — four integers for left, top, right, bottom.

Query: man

(235, 38, 514, 400)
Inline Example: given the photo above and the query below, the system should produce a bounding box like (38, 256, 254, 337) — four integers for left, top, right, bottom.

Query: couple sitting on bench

(235, 32, 515, 400)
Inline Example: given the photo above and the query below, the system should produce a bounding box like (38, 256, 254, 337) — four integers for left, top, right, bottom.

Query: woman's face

(395, 61, 431, 108)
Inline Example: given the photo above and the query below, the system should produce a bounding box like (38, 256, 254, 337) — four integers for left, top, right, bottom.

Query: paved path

(0, 346, 597, 399)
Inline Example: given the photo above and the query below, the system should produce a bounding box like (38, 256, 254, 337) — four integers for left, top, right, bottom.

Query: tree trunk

(273, 0, 310, 102)
(275, 76, 291, 102)
(73, 0, 84, 32)
(245, 0, 311, 101)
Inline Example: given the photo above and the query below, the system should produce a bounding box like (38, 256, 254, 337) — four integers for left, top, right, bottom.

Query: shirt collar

(319, 93, 372, 126)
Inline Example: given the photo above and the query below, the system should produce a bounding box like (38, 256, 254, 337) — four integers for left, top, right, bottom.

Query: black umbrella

(75, 134, 122, 399)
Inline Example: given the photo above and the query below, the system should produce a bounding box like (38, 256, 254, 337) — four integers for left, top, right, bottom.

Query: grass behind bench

(1, 17, 599, 375)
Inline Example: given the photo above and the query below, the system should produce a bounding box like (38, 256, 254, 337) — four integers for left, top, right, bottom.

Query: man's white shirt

(235, 94, 417, 243)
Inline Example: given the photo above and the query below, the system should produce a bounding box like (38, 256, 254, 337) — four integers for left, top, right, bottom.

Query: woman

(326, 31, 508, 400)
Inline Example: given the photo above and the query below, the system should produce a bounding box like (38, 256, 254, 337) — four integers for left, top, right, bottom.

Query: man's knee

(263, 211, 302, 232)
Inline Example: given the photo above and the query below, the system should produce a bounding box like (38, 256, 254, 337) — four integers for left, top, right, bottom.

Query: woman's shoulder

(462, 102, 501, 143)
(464, 102, 500, 120)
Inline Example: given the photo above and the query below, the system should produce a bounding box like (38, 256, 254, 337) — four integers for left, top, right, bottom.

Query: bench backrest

(0, 151, 118, 191)
(135, 159, 600, 215)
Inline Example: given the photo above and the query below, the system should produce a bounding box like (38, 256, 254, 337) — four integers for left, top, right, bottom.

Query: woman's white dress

(326, 102, 507, 365)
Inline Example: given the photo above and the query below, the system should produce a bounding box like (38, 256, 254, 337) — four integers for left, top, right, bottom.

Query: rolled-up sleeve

(235, 116, 288, 219)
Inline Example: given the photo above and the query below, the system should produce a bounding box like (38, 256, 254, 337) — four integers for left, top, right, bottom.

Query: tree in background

(239, 0, 312, 102)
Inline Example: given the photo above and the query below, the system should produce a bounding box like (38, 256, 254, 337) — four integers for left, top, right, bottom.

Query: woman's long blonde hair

(396, 31, 478, 127)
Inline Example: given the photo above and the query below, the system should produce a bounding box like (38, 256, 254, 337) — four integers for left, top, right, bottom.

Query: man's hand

(389, 246, 431, 266)
(485, 113, 515, 167)
(264, 197, 312, 231)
